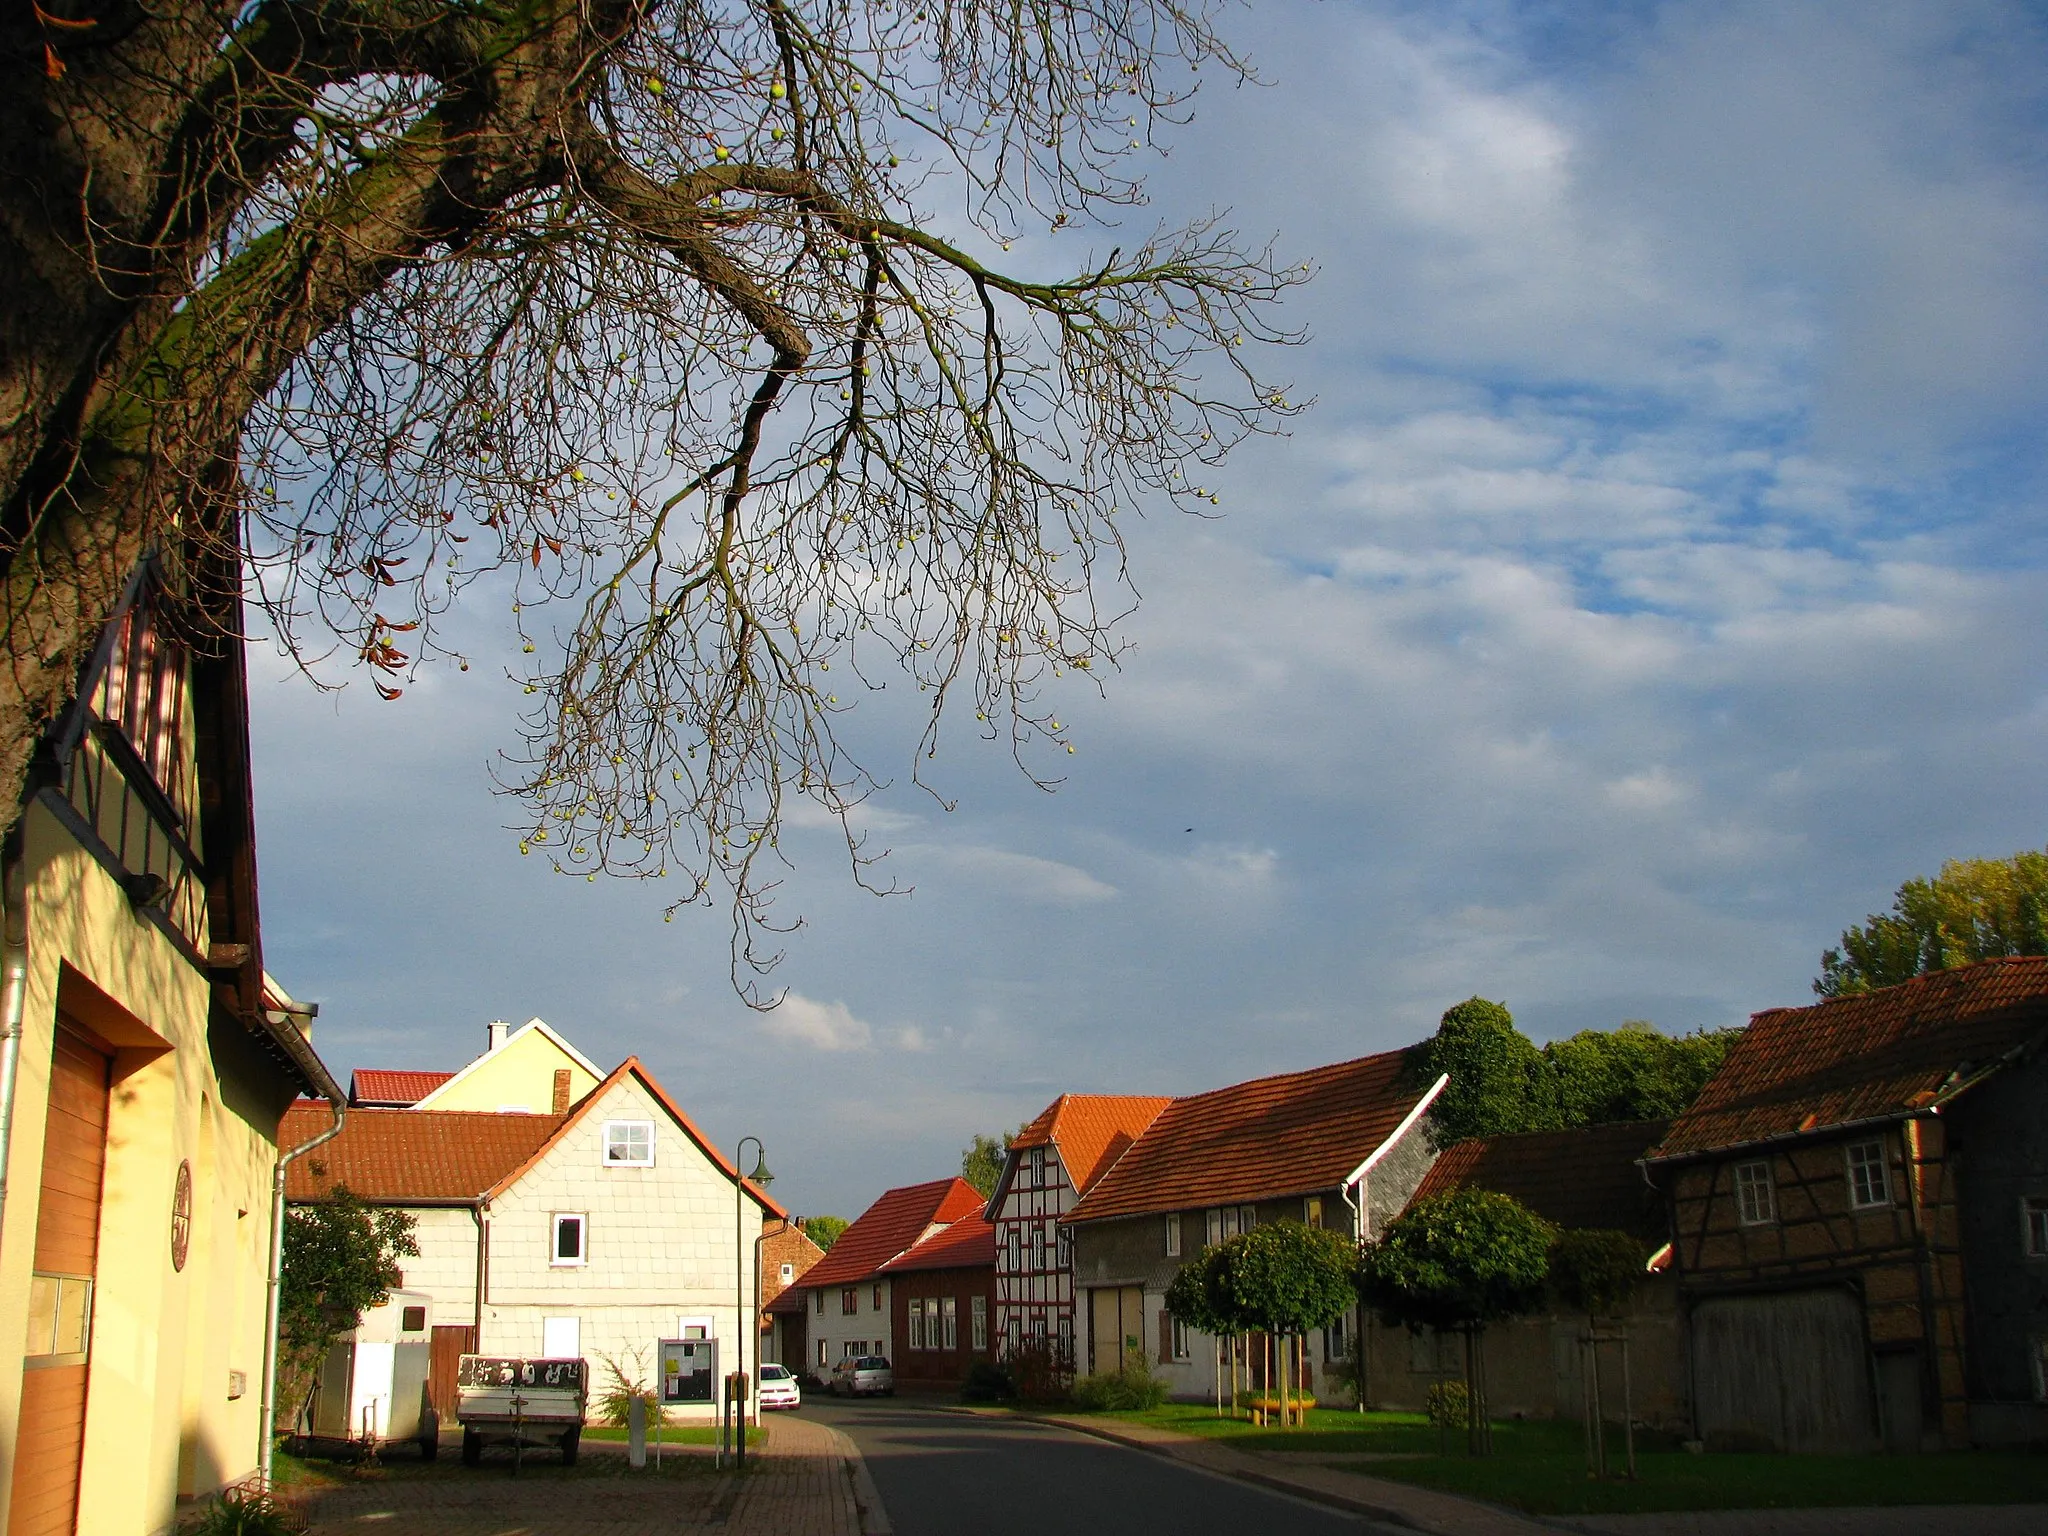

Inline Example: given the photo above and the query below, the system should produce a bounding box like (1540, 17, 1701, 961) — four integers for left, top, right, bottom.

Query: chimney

(487, 1020, 509, 1053)
(552, 1069, 572, 1115)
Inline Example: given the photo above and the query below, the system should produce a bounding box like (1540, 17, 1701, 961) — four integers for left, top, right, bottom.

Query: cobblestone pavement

(297, 1417, 867, 1536)
(1565, 1507, 2048, 1536)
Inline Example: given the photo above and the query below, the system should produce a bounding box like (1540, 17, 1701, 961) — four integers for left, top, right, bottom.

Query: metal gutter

(0, 830, 28, 1277)
(260, 1091, 346, 1488)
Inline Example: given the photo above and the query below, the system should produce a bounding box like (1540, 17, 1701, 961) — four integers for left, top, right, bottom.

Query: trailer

(455, 1355, 588, 1465)
(305, 1289, 438, 1457)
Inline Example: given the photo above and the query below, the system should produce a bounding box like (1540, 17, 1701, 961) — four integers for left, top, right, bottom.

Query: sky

(250, 0, 2048, 1220)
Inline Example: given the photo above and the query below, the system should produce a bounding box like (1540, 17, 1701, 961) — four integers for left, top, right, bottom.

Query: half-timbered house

(0, 548, 342, 1534)
(985, 1095, 1171, 1376)
(1645, 958, 2048, 1452)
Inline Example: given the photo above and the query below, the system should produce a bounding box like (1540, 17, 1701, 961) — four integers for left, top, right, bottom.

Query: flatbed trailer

(454, 1356, 588, 1465)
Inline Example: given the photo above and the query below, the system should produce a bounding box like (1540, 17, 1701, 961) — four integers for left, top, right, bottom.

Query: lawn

(579, 1424, 764, 1446)
(1062, 1406, 2048, 1515)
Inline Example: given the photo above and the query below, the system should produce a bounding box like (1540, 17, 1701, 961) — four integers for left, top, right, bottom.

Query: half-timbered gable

(986, 1094, 1170, 1374)
(1646, 957, 2048, 1453)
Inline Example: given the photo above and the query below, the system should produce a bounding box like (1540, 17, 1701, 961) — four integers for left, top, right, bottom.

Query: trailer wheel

(560, 1427, 580, 1467)
(420, 1430, 439, 1462)
(461, 1428, 482, 1466)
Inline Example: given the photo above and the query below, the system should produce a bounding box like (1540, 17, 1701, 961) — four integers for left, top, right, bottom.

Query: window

(1325, 1313, 1347, 1362)
(1220, 1207, 1239, 1241)
(972, 1296, 988, 1351)
(1006, 1316, 1022, 1352)
(1206, 1208, 1224, 1247)
(552, 1213, 588, 1266)
(1030, 1222, 1045, 1272)
(873, 1283, 883, 1310)
(908, 1299, 925, 1350)
(1304, 1196, 1324, 1229)
(1056, 1312, 1074, 1363)
(1165, 1213, 1182, 1257)
(780, 1262, 795, 1284)
(23, 1274, 91, 1360)
(814, 1290, 825, 1315)
(1171, 1315, 1190, 1361)
(817, 1339, 828, 1368)
(1846, 1139, 1891, 1209)
(2025, 1197, 2048, 1258)
(842, 1287, 859, 1316)
(844, 1340, 864, 1359)
(1056, 1223, 1072, 1269)
(1734, 1160, 1776, 1226)
(400, 1306, 427, 1333)
(542, 1316, 581, 1358)
(603, 1120, 655, 1166)
(943, 1296, 959, 1349)
(1239, 1205, 1257, 1232)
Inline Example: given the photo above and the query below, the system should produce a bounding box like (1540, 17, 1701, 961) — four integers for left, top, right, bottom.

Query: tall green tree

(960, 1130, 1017, 1199)
(1817, 847, 2048, 996)
(1356, 1189, 1553, 1455)
(278, 1189, 418, 1429)
(1413, 997, 1544, 1143)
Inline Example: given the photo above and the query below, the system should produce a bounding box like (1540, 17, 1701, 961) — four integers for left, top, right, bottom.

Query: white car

(757, 1361, 802, 1411)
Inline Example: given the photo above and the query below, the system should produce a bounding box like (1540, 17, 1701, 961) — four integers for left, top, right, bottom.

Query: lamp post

(734, 1135, 772, 1470)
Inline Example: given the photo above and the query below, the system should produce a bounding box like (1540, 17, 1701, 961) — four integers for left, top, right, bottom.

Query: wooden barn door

(1692, 1289, 1878, 1454)
(429, 1326, 477, 1422)
(9, 1020, 112, 1536)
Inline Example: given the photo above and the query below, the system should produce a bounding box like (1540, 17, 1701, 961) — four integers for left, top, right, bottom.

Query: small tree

(801, 1215, 848, 1252)
(1549, 1228, 1653, 1479)
(1165, 1245, 1238, 1417)
(1226, 1221, 1354, 1427)
(278, 1189, 418, 1432)
(1356, 1190, 1553, 1454)
(960, 1131, 1018, 1199)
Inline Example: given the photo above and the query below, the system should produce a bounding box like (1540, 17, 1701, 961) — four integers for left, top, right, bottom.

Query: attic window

(1845, 1139, 1891, 1209)
(604, 1120, 654, 1166)
(1734, 1160, 1776, 1226)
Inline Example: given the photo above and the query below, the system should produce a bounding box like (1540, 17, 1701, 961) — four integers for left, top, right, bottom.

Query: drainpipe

(259, 1091, 346, 1488)
(0, 832, 27, 1262)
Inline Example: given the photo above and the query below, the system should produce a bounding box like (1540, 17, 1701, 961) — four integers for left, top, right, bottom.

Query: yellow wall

(0, 802, 300, 1536)
(419, 1023, 600, 1114)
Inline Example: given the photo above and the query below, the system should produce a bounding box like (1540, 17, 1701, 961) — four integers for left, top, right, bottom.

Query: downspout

(259, 1090, 346, 1488)
(0, 832, 28, 1265)
(471, 1202, 489, 1343)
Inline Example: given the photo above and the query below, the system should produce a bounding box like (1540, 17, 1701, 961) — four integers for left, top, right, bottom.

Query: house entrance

(9, 1017, 112, 1536)
(1087, 1286, 1144, 1375)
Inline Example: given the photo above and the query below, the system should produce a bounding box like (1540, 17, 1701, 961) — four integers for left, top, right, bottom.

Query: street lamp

(734, 1135, 772, 1470)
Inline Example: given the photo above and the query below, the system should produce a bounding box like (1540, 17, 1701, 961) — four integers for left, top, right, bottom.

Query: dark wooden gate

(429, 1325, 478, 1421)
(1692, 1288, 1877, 1453)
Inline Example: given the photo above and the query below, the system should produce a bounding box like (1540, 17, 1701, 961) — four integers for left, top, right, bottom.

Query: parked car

(758, 1361, 802, 1411)
(828, 1356, 894, 1397)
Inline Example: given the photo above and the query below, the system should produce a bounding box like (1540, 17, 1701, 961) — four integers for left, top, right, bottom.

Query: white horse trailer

(307, 1289, 438, 1456)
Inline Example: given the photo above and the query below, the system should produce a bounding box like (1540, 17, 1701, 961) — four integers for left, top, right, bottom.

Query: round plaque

(170, 1159, 193, 1272)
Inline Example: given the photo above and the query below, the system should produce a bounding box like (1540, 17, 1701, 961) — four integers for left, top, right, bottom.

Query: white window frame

(816, 1338, 828, 1368)
(1056, 1222, 1072, 1270)
(552, 1212, 589, 1267)
(1206, 1208, 1224, 1247)
(780, 1261, 795, 1283)
(1734, 1160, 1776, 1226)
(908, 1298, 925, 1350)
(1165, 1213, 1182, 1257)
(943, 1296, 959, 1349)
(972, 1295, 988, 1351)
(814, 1289, 825, 1315)
(1030, 1222, 1045, 1272)
(872, 1282, 883, 1311)
(2024, 1196, 2048, 1259)
(1845, 1138, 1891, 1210)
(1171, 1314, 1190, 1360)
(602, 1119, 655, 1167)
(1304, 1196, 1324, 1228)
(1239, 1204, 1257, 1232)
(1006, 1225, 1022, 1272)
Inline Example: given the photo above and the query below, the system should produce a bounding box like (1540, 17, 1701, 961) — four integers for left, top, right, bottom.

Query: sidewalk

(1565, 1508, 2048, 1536)
(297, 1416, 874, 1536)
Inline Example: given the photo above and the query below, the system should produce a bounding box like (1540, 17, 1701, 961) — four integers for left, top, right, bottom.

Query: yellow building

(411, 1019, 602, 1115)
(0, 552, 340, 1536)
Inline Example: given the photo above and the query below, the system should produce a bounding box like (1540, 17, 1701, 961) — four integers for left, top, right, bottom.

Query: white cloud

(908, 844, 1117, 904)
(758, 992, 874, 1052)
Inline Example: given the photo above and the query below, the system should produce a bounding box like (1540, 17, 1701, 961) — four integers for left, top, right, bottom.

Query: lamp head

(747, 1149, 774, 1187)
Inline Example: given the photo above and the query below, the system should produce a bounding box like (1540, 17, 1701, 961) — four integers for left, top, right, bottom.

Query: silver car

(828, 1355, 894, 1397)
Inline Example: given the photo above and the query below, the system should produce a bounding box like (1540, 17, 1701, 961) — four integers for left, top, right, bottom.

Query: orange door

(10, 1020, 111, 1536)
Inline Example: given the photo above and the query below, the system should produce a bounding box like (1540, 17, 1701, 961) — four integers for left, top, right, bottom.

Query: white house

(284, 1055, 783, 1420)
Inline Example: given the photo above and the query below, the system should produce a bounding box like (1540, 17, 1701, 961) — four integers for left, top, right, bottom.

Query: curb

(817, 1422, 892, 1536)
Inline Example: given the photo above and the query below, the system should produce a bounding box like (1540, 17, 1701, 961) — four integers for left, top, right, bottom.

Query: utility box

(308, 1289, 437, 1455)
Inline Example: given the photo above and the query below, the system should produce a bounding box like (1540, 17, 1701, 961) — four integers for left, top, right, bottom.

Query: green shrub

(1070, 1347, 1168, 1411)
(180, 1487, 307, 1536)
(960, 1359, 1016, 1403)
(594, 1347, 661, 1428)
(1426, 1378, 1469, 1430)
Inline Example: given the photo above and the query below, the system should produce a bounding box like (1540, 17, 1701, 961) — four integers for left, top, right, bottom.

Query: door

(1691, 1288, 1878, 1453)
(9, 1020, 112, 1536)
(541, 1316, 581, 1359)
(1088, 1287, 1143, 1374)
(1876, 1349, 1924, 1453)
(429, 1326, 477, 1422)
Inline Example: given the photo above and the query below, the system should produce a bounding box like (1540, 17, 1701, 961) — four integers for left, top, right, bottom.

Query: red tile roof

(1009, 1094, 1173, 1197)
(1410, 1121, 1671, 1238)
(799, 1178, 987, 1289)
(879, 1215, 996, 1275)
(282, 1102, 561, 1202)
(1651, 957, 2048, 1161)
(1066, 1049, 1432, 1224)
(350, 1069, 455, 1107)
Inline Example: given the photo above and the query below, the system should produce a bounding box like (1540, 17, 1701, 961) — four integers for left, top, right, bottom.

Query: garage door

(1691, 1288, 1877, 1454)
(9, 1020, 112, 1536)
(1088, 1287, 1144, 1375)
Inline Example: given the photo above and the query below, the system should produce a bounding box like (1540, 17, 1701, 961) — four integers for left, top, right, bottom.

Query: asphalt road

(804, 1399, 1380, 1536)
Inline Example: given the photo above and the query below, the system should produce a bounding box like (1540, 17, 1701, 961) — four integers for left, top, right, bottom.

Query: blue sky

(251, 0, 2048, 1219)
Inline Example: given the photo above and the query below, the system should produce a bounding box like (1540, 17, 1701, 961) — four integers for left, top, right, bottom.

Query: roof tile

(878, 1214, 996, 1275)
(349, 1069, 455, 1107)
(1010, 1095, 1172, 1196)
(799, 1178, 987, 1289)
(1066, 1050, 1431, 1224)
(1652, 957, 2048, 1160)
(1410, 1120, 1670, 1237)
(282, 1102, 559, 1201)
